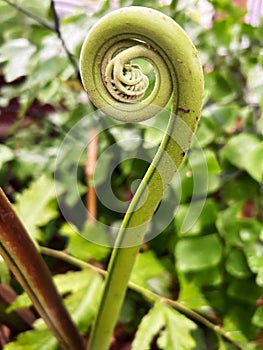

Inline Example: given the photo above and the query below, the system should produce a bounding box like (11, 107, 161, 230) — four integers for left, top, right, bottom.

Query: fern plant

(0, 1, 262, 350)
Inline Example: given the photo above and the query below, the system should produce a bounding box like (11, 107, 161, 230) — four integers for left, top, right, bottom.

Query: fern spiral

(80, 6, 204, 350)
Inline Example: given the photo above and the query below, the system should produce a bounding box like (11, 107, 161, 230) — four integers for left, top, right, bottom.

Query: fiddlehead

(80, 6, 203, 350)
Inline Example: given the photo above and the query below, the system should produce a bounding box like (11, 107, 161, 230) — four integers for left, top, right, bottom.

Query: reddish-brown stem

(0, 188, 84, 350)
(85, 128, 99, 222)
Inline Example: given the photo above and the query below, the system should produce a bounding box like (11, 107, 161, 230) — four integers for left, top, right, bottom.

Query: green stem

(80, 7, 204, 350)
(0, 189, 84, 350)
(40, 246, 244, 350)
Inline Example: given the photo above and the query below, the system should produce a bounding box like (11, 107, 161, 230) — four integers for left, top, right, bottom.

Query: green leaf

(118, 298, 137, 324)
(216, 203, 244, 247)
(0, 1, 17, 24)
(61, 222, 110, 262)
(227, 213, 261, 245)
(195, 115, 218, 147)
(175, 234, 223, 272)
(131, 302, 166, 350)
(186, 266, 223, 287)
(131, 251, 172, 297)
(174, 148, 220, 208)
(53, 269, 98, 294)
(27, 56, 68, 88)
(228, 278, 261, 305)
(252, 307, 263, 328)
(157, 304, 198, 350)
(258, 113, 263, 135)
(205, 149, 221, 193)
(14, 174, 61, 240)
(13, 269, 102, 308)
(59, 18, 92, 55)
(222, 176, 259, 206)
(62, 272, 102, 333)
(221, 133, 260, 166)
(217, 335, 237, 350)
(7, 270, 102, 348)
(0, 144, 14, 168)
(206, 149, 221, 174)
(221, 133, 263, 182)
(20, 0, 51, 19)
(223, 304, 257, 342)
(132, 302, 199, 350)
(225, 249, 252, 279)
(3, 329, 57, 350)
(81, 221, 114, 249)
(244, 143, 263, 182)
(205, 71, 236, 102)
(244, 242, 263, 275)
(255, 268, 263, 287)
(92, 151, 115, 187)
(0, 38, 36, 82)
(175, 199, 218, 237)
(246, 64, 263, 104)
(177, 273, 209, 310)
(0, 256, 10, 284)
(10, 269, 102, 333)
(8, 293, 31, 313)
(203, 103, 240, 134)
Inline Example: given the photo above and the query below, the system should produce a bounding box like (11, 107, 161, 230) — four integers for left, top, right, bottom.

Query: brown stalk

(85, 128, 99, 222)
(0, 188, 84, 350)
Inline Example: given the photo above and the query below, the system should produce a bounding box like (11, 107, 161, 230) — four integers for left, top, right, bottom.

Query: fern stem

(80, 6, 204, 350)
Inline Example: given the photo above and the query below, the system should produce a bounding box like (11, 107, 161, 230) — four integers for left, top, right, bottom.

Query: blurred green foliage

(0, 0, 262, 349)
